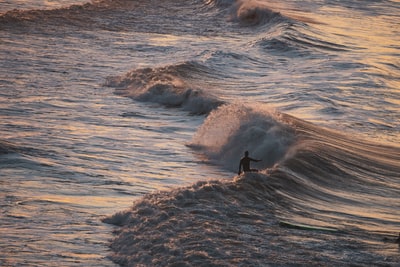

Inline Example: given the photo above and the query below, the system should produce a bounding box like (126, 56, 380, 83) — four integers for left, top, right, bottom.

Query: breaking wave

(189, 103, 296, 170)
(228, 0, 286, 27)
(105, 62, 224, 115)
(103, 102, 400, 265)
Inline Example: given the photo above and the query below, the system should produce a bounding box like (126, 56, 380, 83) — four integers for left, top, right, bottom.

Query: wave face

(190, 103, 296, 169)
(104, 103, 400, 266)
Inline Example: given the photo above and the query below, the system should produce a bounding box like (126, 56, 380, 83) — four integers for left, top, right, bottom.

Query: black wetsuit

(238, 156, 259, 174)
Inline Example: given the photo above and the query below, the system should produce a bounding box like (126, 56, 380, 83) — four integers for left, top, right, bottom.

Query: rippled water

(1, 0, 399, 266)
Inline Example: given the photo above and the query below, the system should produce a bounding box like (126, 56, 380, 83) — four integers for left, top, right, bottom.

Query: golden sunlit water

(1, 0, 399, 266)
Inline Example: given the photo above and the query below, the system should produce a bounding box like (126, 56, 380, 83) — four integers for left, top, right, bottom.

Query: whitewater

(1, 0, 399, 266)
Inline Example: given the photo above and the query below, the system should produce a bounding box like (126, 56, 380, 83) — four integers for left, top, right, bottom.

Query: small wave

(0, 3, 94, 26)
(105, 62, 224, 115)
(205, 0, 289, 27)
(0, 140, 41, 156)
(229, 0, 286, 27)
(0, 1, 134, 30)
(204, 0, 235, 8)
(0, 141, 17, 155)
(255, 23, 349, 56)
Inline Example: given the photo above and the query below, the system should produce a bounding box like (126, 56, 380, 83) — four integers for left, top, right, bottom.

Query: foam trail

(102, 174, 283, 266)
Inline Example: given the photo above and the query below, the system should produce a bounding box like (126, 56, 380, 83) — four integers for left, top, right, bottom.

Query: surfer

(238, 151, 261, 175)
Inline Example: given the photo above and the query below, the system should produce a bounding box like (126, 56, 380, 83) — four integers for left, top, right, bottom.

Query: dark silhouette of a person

(238, 151, 261, 175)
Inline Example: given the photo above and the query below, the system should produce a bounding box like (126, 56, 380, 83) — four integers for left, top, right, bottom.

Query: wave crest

(105, 62, 224, 115)
(205, 0, 287, 26)
(189, 103, 297, 171)
(104, 104, 400, 265)
(229, 0, 284, 26)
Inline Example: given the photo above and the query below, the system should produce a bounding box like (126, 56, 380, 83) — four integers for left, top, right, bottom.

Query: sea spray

(189, 103, 296, 171)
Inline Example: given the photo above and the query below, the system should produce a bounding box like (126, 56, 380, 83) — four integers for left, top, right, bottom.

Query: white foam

(190, 103, 296, 171)
(106, 65, 224, 115)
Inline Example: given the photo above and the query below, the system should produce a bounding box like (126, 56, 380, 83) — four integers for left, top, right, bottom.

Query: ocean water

(1, 0, 399, 266)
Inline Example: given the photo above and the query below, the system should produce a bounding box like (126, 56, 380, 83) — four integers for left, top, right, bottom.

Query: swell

(256, 24, 349, 57)
(104, 103, 400, 265)
(0, 0, 345, 60)
(0, 1, 160, 31)
(0, 3, 100, 29)
(105, 62, 224, 115)
(215, 0, 352, 55)
(1, 0, 300, 35)
(0, 140, 17, 155)
(0, 140, 42, 156)
(0, 0, 215, 32)
(269, 115, 400, 231)
(191, 103, 400, 193)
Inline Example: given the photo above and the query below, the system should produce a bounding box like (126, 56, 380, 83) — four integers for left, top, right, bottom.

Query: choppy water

(1, 0, 399, 266)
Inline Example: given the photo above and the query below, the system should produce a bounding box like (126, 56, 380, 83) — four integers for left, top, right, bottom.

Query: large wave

(104, 102, 400, 265)
(189, 103, 296, 170)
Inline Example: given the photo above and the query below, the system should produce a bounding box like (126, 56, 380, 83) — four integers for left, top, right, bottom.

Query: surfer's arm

(238, 160, 242, 175)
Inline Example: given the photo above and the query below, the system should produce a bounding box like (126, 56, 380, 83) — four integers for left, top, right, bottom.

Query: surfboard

(279, 221, 339, 233)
